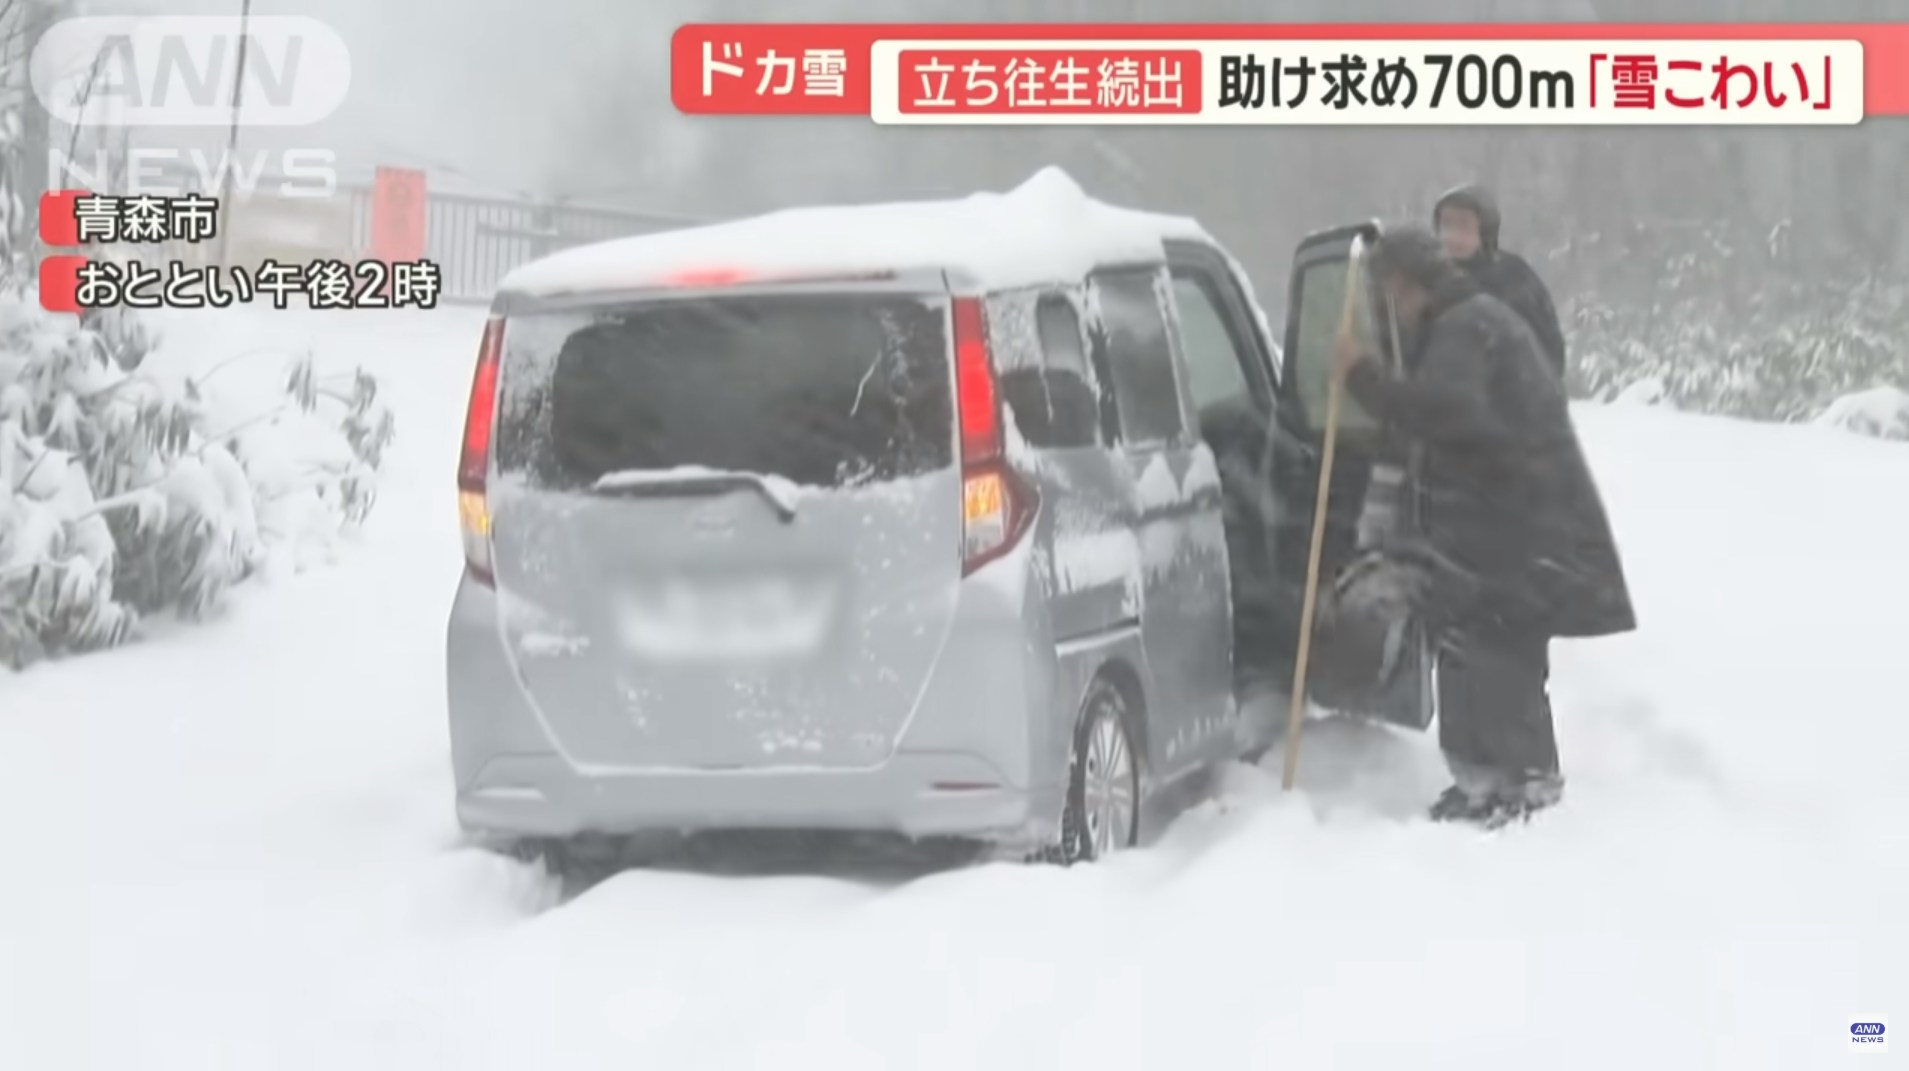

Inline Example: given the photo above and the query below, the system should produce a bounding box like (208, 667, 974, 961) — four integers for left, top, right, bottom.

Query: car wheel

(1057, 681, 1140, 864)
(500, 835, 630, 892)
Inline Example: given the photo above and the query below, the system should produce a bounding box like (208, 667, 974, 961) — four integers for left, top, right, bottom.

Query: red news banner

(671, 23, 1909, 123)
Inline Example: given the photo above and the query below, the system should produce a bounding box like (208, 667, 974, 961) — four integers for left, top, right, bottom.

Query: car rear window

(495, 294, 954, 491)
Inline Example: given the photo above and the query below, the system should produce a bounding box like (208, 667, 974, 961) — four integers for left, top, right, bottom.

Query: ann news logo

(1850, 1017, 1887, 1054)
(29, 14, 350, 127)
(29, 16, 349, 200)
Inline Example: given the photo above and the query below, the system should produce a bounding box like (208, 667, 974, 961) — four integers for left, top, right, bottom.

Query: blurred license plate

(616, 576, 838, 661)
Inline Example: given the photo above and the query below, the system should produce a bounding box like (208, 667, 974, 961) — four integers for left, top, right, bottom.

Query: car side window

(1288, 256, 1382, 437)
(1030, 294, 1101, 448)
(1090, 268, 1184, 445)
(1169, 273, 1255, 415)
(994, 290, 1101, 450)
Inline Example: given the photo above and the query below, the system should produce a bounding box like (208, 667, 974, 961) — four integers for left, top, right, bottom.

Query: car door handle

(1140, 500, 1193, 520)
(1141, 489, 1222, 519)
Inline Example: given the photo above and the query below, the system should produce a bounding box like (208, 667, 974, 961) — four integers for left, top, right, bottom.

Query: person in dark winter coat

(1333, 226, 1635, 827)
(1434, 184, 1568, 380)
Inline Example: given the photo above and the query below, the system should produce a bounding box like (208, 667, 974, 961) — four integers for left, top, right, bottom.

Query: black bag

(1307, 541, 1471, 711)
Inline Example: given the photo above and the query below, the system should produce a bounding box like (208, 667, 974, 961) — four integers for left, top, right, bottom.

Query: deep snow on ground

(2, 306, 1905, 1070)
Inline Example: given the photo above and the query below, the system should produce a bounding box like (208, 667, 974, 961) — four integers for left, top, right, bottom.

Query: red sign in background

(369, 166, 428, 264)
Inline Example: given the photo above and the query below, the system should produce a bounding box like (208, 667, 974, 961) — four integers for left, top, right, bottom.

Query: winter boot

(1428, 785, 1489, 823)
(1443, 775, 1563, 829)
(1491, 773, 1564, 827)
(1430, 774, 1563, 828)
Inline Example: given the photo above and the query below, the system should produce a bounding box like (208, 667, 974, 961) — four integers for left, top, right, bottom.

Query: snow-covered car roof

(496, 167, 1216, 300)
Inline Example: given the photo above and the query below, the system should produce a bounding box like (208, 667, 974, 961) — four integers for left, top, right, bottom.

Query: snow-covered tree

(0, 277, 398, 669)
(1559, 218, 1909, 424)
(0, 26, 396, 670)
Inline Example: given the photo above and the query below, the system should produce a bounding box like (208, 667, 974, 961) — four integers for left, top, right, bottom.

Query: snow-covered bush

(0, 0, 396, 669)
(1555, 219, 1909, 429)
(0, 293, 396, 669)
(1814, 386, 1909, 442)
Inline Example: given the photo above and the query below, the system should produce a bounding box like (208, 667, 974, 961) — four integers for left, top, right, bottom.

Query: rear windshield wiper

(589, 467, 801, 522)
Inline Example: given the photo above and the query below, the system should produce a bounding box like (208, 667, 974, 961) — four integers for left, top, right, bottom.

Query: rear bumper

(444, 558, 1065, 843)
(457, 752, 1048, 841)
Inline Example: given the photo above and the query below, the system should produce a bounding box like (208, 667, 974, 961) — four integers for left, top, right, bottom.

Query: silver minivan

(447, 201, 1433, 865)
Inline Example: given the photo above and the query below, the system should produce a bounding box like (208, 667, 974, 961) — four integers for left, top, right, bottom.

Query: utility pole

(19, 2, 58, 214)
(213, 0, 254, 268)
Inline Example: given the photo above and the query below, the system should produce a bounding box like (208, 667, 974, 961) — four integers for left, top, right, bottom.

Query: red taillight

(952, 297, 1032, 575)
(658, 267, 898, 289)
(458, 317, 503, 584)
(663, 266, 754, 287)
(459, 317, 503, 491)
(953, 297, 1000, 464)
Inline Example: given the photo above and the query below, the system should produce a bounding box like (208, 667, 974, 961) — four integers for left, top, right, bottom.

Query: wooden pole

(1282, 241, 1363, 792)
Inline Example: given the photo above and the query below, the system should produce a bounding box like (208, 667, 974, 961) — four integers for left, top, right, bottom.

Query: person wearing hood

(1332, 226, 1635, 828)
(1434, 184, 1568, 380)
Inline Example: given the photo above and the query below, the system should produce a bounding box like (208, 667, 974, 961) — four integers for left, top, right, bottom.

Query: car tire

(499, 835, 632, 891)
(1054, 680, 1141, 865)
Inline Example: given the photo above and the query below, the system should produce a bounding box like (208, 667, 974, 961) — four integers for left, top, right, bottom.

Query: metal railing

(139, 170, 707, 305)
(344, 187, 705, 304)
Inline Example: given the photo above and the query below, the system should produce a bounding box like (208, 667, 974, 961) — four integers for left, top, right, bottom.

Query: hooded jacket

(1345, 231, 1636, 640)
(1434, 185, 1568, 380)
